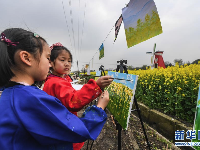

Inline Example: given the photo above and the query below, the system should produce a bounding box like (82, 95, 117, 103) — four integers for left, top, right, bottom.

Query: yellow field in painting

(125, 10, 162, 47)
(106, 82, 133, 129)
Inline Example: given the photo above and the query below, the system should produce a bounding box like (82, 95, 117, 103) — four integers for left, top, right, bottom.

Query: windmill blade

(146, 52, 153, 54)
(151, 56, 153, 64)
(153, 43, 156, 54)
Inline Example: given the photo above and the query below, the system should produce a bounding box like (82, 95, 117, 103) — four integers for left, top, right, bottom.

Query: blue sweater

(0, 83, 107, 150)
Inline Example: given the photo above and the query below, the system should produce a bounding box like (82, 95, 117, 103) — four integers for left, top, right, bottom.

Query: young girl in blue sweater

(0, 28, 110, 150)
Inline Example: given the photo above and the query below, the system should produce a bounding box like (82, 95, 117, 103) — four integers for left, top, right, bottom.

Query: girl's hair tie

(50, 42, 63, 50)
(0, 33, 19, 46)
(33, 33, 40, 38)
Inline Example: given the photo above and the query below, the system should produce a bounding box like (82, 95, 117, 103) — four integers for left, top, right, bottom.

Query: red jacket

(43, 74, 102, 116)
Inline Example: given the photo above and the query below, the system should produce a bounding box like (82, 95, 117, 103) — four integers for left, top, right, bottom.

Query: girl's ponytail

(0, 40, 14, 86)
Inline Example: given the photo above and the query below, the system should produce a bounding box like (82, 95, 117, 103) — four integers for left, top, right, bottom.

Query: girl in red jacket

(43, 42, 113, 150)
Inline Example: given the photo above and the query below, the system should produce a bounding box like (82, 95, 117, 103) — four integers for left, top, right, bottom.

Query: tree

(184, 61, 191, 65)
(164, 61, 173, 67)
(174, 59, 183, 66)
(141, 65, 148, 70)
(145, 14, 151, 37)
(191, 59, 200, 64)
(128, 65, 134, 70)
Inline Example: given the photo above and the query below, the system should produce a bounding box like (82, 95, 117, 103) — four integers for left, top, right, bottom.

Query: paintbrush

(81, 75, 133, 82)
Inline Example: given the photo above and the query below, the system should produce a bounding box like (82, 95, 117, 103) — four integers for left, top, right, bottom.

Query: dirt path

(78, 107, 182, 150)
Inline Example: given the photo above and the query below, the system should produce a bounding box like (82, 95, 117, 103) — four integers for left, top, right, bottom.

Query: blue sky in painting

(122, 0, 158, 29)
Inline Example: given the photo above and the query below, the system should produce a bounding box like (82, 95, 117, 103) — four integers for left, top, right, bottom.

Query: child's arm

(96, 76, 113, 90)
(96, 90, 109, 109)
(44, 76, 112, 112)
(12, 87, 108, 144)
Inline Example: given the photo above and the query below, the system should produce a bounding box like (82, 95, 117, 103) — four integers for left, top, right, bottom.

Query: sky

(0, 0, 200, 72)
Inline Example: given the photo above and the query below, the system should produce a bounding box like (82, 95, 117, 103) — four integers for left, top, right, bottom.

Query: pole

(133, 96, 151, 149)
(115, 59, 128, 150)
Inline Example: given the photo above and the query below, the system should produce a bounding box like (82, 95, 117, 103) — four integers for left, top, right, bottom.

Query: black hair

(0, 28, 47, 86)
(50, 45, 72, 62)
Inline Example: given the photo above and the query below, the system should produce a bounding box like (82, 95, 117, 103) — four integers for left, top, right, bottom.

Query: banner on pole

(114, 14, 123, 42)
(99, 43, 104, 60)
(85, 64, 90, 75)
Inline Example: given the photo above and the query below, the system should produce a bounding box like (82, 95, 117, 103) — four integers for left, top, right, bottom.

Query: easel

(132, 96, 151, 149)
(115, 59, 151, 150)
(99, 65, 105, 76)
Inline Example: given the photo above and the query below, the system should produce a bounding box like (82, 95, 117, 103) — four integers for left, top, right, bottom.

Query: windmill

(146, 43, 166, 69)
(146, 43, 156, 69)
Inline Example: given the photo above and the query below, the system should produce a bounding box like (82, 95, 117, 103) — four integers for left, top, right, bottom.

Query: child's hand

(96, 76, 113, 89)
(97, 91, 109, 110)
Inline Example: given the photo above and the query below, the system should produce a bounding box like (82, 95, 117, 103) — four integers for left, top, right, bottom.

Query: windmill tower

(154, 51, 166, 69)
(146, 43, 166, 69)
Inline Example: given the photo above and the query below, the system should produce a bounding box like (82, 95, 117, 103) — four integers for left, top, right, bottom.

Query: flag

(99, 43, 104, 60)
(85, 64, 89, 69)
(114, 14, 123, 42)
(87, 64, 90, 75)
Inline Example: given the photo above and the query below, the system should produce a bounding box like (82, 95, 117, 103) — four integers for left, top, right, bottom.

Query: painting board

(192, 84, 200, 149)
(122, 0, 162, 48)
(106, 71, 138, 129)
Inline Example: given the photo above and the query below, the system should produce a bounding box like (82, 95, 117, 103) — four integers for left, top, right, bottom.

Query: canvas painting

(106, 71, 138, 129)
(122, 0, 162, 48)
(192, 84, 200, 149)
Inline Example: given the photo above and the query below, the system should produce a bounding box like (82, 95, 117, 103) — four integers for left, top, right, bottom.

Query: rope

(69, 1, 78, 62)
(88, 25, 115, 64)
(61, 1, 73, 48)
(80, 1, 87, 54)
